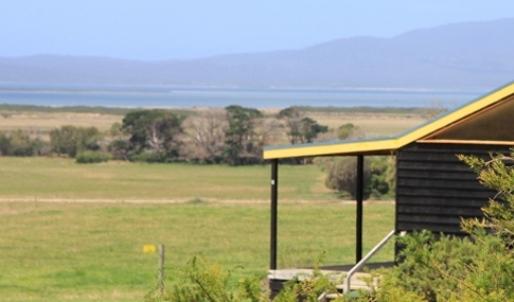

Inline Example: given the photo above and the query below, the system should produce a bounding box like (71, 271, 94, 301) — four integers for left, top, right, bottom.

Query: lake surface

(0, 85, 484, 108)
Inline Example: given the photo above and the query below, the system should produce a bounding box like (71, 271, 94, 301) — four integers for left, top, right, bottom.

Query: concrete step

(323, 293, 343, 301)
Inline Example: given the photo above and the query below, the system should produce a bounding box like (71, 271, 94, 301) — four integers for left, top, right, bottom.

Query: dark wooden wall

(396, 143, 511, 234)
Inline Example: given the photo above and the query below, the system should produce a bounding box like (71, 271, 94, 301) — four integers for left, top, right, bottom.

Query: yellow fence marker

(143, 244, 157, 254)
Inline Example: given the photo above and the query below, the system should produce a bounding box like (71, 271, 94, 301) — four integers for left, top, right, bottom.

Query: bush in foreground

(372, 150, 514, 302)
(374, 230, 514, 302)
(145, 256, 347, 302)
(145, 257, 266, 302)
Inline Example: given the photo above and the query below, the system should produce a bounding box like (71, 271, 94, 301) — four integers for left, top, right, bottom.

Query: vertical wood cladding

(396, 143, 511, 234)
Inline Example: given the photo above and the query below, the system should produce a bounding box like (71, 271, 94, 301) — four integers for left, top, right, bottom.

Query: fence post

(158, 244, 165, 296)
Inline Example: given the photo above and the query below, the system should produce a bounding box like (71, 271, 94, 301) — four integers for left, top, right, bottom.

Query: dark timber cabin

(262, 82, 514, 295)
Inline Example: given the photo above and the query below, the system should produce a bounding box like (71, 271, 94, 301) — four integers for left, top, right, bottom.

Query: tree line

(0, 106, 344, 164)
(0, 106, 396, 198)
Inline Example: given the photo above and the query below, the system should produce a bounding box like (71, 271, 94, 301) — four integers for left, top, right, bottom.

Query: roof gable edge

(262, 81, 514, 160)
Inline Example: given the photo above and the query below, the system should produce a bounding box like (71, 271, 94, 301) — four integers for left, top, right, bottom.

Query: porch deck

(268, 262, 393, 296)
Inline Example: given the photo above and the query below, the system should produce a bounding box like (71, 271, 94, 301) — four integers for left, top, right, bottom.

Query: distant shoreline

(0, 85, 480, 110)
(0, 103, 445, 116)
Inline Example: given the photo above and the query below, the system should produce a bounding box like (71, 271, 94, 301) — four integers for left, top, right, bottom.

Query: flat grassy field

(0, 202, 394, 302)
(0, 157, 335, 202)
(0, 157, 395, 302)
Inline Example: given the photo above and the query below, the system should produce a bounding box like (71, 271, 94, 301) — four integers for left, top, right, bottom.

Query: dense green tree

(108, 139, 131, 160)
(297, 117, 328, 143)
(223, 105, 262, 165)
(121, 110, 184, 161)
(278, 107, 328, 144)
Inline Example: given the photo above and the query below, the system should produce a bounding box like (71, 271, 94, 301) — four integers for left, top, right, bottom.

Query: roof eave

(263, 139, 399, 159)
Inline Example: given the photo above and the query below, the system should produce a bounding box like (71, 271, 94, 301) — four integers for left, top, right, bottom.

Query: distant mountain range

(1, 18, 513, 90)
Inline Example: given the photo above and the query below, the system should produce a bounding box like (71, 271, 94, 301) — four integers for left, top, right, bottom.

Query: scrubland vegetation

(0, 104, 432, 164)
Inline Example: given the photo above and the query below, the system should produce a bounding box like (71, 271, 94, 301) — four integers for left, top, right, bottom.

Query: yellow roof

(263, 81, 514, 160)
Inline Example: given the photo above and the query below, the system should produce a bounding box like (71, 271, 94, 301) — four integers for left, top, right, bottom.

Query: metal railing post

(343, 230, 396, 293)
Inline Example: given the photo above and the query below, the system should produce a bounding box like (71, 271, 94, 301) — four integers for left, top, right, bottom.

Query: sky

(1, 0, 514, 60)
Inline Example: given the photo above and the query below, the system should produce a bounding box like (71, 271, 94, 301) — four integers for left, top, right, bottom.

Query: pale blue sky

(1, 0, 513, 60)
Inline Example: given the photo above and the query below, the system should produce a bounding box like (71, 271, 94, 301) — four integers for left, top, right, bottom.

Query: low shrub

(50, 125, 101, 157)
(318, 156, 395, 199)
(373, 230, 514, 302)
(0, 130, 48, 156)
(129, 150, 167, 163)
(273, 270, 340, 302)
(145, 257, 267, 302)
(75, 151, 111, 164)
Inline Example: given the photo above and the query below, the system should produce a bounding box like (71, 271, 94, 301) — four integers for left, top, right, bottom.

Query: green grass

(0, 157, 335, 202)
(0, 202, 394, 302)
(0, 157, 394, 301)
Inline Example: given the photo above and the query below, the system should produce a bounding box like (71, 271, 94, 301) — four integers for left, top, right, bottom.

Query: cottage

(262, 82, 514, 295)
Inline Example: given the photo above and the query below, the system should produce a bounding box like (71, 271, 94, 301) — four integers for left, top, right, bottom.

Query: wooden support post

(356, 155, 364, 263)
(270, 159, 279, 270)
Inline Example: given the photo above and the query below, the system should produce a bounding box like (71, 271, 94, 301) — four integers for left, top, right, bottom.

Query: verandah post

(270, 159, 279, 270)
(356, 154, 364, 263)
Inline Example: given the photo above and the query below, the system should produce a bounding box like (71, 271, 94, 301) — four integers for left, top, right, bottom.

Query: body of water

(0, 85, 484, 108)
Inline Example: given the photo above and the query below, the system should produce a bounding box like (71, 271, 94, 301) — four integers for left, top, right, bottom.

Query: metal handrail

(342, 229, 396, 293)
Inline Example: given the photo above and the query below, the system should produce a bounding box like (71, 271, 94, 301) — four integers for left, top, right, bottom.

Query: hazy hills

(1, 18, 513, 90)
